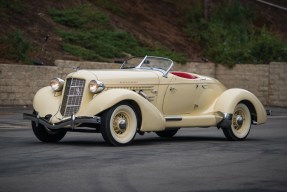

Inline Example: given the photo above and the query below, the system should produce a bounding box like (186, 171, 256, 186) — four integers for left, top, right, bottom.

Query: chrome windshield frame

(135, 56, 174, 77)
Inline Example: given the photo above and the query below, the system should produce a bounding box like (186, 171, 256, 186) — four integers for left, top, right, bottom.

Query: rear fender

(214, 88, 267, 124)
(82, 89, 165, 132)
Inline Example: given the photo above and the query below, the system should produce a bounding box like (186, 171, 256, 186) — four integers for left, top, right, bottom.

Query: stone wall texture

(0, 61, 286, 107)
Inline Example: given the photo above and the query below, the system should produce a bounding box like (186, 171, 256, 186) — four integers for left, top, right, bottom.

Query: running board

(165, 114, 224, 128)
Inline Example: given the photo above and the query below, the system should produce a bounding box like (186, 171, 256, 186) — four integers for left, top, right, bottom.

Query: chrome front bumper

(23, 113, 101, 130)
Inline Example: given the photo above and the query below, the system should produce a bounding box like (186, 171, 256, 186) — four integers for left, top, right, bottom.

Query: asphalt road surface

(0, 107, 287, 192)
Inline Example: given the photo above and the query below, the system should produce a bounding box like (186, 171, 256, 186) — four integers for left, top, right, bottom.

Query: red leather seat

(171, 71, 197, 79)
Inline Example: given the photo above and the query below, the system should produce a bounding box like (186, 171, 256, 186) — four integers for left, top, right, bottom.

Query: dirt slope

(106, 0, 199, 59)
(0, 0, 286, 65)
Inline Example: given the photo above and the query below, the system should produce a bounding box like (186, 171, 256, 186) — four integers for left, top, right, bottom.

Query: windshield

(121, 56, 174, 77)
(120, 57, 142, 69)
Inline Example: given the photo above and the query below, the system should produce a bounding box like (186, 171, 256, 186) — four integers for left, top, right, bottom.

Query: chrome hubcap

(232, 111, 245, 130)
(119, 119, 127, 130)
(113, 113, 128, 135)
(236, 115, 244, 126)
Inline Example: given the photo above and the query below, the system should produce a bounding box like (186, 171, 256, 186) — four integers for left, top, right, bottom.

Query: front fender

(81, 89, 165, 132)
(214, 88, 267, 124)
(33, 86, 61, 117)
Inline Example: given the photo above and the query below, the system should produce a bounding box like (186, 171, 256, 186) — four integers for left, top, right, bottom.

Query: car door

(163, 77, 198, 115)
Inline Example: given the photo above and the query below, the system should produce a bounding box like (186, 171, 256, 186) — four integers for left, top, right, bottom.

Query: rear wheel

(155, 128, 179, 138)
(222, 103, 251, 141)
(101, 102, 138, 146)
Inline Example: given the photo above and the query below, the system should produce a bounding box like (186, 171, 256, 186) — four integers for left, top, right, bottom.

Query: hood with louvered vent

(89, 69, 160, 85)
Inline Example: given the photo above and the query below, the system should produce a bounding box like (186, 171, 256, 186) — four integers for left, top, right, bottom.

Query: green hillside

(0, 0, 286, 66)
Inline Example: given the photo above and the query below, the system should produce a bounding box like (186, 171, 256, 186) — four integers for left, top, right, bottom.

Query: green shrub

(91, 0, 125, 16)
(50, 4, 187, 63)
(0, 0, 26, 13)
(0, 30, 32, 63)
(62, 43, 102, 61)
(49, 4, 110, 29)
(185, 3, 205, 43)
(186, 0, 287, 67)
(249, 27, 287, 64)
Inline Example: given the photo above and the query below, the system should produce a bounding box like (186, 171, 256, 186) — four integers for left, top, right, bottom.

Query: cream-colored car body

(25, 56, 267, 145)
(32, 61, 266, 132)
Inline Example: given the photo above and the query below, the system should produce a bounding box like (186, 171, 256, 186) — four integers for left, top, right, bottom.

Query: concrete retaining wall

(0, 61, 286, 107)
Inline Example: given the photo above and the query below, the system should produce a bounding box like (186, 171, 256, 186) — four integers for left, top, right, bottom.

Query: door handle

(170, 87, 176, 91)
(202, 84, 208, 89)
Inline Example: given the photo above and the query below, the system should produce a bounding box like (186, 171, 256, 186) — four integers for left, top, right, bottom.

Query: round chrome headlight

(89, 80, 105, 93)
(50, 78, 65, 92)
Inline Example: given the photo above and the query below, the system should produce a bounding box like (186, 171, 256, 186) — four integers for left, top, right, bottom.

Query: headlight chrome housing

(50, 78, 65, 92)
(89, 80, 105, 94)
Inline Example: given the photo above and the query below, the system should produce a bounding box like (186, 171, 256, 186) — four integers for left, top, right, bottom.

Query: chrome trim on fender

(218, 113, 233, 128)
(165, 116, 182, 121)
(23, 113, 101, 130)
(224, 113, 233, 119)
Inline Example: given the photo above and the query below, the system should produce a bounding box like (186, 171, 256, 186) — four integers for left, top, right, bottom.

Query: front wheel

(32, 122, 67, 143)
(222, 103, 252, 141)
(101, 102, 138, 146)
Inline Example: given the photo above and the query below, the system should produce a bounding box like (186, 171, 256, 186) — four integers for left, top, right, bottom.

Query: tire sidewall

(231, 103, 251, 139)
(32, 121, 66, 142)
(101, 103, 138, 146)
(223, 103, 251, 141)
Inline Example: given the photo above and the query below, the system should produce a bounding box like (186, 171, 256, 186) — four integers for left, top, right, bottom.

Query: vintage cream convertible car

(24, 56, 267, 146)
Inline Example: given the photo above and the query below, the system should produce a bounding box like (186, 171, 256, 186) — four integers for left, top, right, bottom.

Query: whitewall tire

(101, 102, 138, 146)
(222, 103, 252, 141)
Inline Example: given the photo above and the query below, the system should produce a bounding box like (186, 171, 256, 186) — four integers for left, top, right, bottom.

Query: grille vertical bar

(60, 78, 85, 117)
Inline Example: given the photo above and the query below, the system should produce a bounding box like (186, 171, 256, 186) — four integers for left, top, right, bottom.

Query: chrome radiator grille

(60, 78, 85, 117)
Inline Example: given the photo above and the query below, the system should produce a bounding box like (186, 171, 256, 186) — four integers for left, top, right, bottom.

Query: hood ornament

(72, 66, 80, 71)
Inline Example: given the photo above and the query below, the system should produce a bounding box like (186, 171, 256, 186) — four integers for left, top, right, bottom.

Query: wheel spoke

(112, 112, 129, 135)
